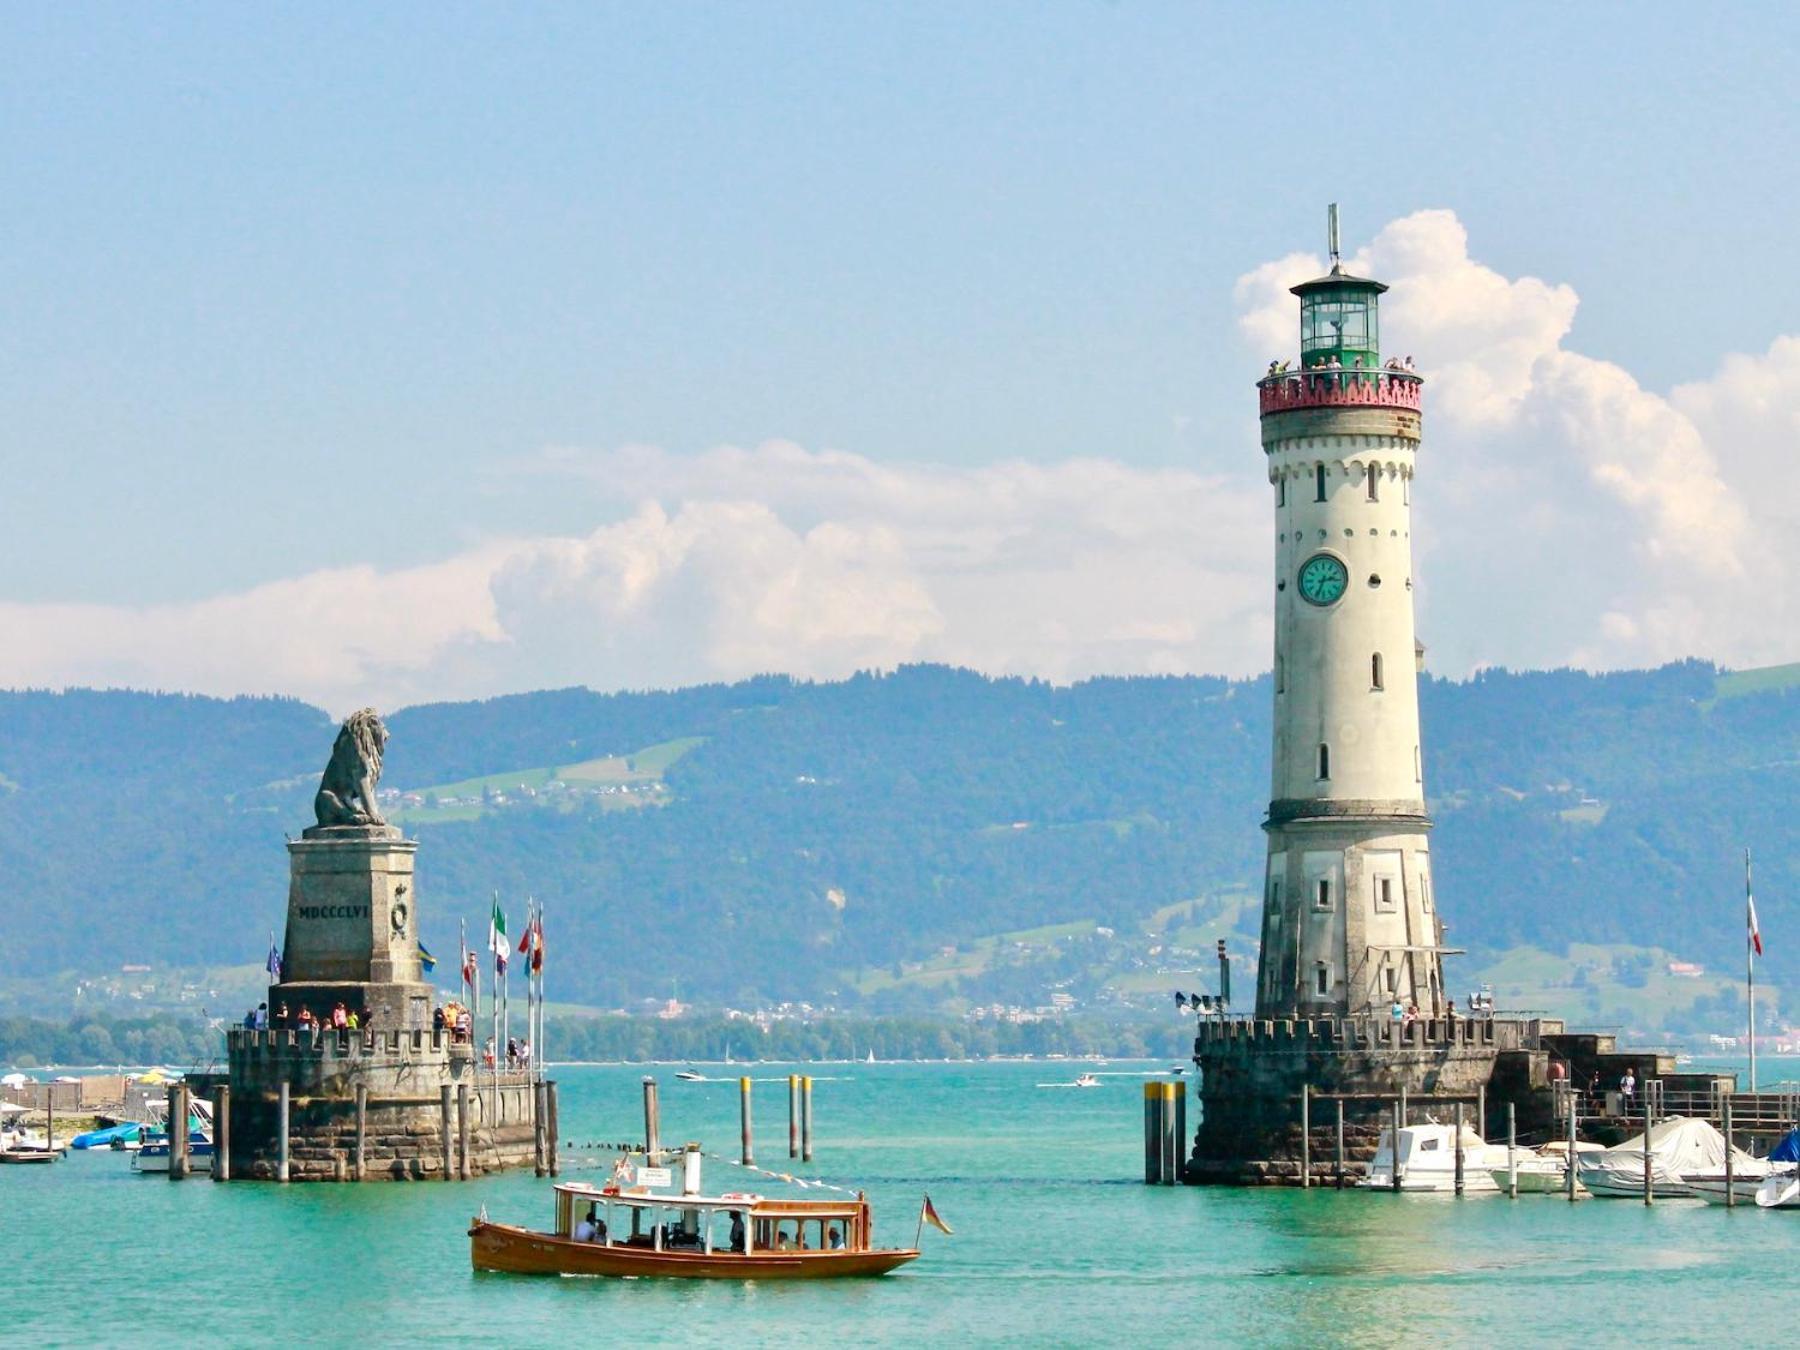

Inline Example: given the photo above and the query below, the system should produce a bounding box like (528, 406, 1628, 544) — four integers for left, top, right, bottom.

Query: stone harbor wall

(1188, 1015, 1560, 1184)
(216, 1027, 540, 1181)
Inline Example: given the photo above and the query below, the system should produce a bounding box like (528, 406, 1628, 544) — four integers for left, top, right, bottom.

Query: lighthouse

(1252, 205, 1440, 1022)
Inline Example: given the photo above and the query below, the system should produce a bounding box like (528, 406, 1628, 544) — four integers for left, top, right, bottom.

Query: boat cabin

(551, 1181, 873, 1257)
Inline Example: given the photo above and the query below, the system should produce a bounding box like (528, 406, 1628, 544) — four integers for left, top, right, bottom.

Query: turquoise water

(8, 1060, 1799, 1347)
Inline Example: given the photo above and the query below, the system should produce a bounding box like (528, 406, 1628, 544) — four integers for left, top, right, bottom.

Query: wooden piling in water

(801, 1076, 815, 1163)
(1724, 1097, 1735, 1209)
(1143, 1083, 1162, 1184)
(277, 1081, 291, 1184)
(1300, 1084, 1311, 1189)
(1335, 1099, 1346, 1190)
(1390, 1098, 1402, 1193)
(533, 1079, 547, 1177)
(353, 1084, 366, 1182)
(546, 1080, 560, 1177)
(1166, 1080, 1180, 1180)
(643, 1077, 662, 1166)
(457, 1083, 473, 1179)
(1453, 1102, 1465, 1196)
(1565, 1093, 1577, 1202)
(1506, 1101, 1517, 1198)
(213, 1084, 231, 1182)
(440, 1085, 454, 1180)
(169, 1083, 190, 1180)
(740, 1077, 754, 1165)
(788, 1074, 800, 1159)
(1159, 1081, 1178, 1185)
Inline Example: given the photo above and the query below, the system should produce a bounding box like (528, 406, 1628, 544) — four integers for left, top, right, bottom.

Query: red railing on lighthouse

(1257, 370, 1423, 416)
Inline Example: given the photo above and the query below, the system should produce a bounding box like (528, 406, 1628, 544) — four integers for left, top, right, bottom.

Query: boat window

(1419, 1138, 1439, 1152)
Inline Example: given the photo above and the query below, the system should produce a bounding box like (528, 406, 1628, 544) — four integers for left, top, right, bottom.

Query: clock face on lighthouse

(1298, 553, 1349, 606)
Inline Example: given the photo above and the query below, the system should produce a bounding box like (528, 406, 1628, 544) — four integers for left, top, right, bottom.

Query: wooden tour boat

(470, 1158, 922, 1279)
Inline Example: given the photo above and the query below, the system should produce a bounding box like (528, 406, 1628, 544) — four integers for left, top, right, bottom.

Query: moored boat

(471, 1160, 921, 1279)
(1575, 1117, 1745, 1199)
(1361, 1121, 1510, 1193)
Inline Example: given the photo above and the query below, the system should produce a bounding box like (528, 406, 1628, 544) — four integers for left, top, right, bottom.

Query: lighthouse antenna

(1327, 203, 1341, 273)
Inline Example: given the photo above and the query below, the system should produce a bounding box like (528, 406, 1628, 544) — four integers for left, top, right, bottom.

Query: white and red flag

(1749, 891, 1763, 957)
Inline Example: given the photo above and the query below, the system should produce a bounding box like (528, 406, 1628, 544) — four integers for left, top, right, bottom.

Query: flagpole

(538, 900, 546, 1076)
(1748, 848, 1757, 1093)
(915, 1198, 925, 1252)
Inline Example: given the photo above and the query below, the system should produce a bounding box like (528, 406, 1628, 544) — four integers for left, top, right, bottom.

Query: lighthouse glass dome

(1293, 273, 1386, 369)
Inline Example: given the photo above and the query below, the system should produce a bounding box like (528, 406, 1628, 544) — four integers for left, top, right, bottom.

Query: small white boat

(132, 1138, 215, 1174)
(676, 1071, 706, 1082)
(1073, 1073, 1100, 1089)
(1362, 1122, 1510, 1193)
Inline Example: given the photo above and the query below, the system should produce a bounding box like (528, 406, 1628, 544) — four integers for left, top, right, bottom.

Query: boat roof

(552, 1180, 863, 1216)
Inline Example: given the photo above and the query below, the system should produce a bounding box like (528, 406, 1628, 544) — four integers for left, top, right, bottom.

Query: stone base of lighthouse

(1186, 1015, 1564, 1184)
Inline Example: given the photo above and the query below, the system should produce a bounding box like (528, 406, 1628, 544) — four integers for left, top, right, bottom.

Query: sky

(2, 3, 1798, 712)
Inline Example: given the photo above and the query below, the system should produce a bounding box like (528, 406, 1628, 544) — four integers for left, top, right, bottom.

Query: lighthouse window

(1367, 467, 1379, 502)
(1384, 967, 1398, 996)
(1276, 654, 1285, 693)
(1314, 964, 1330, 997)
(1315, 465, 1327, 501)
(1315, 878, 1332, 910)
(1372, 653, 1384, 690)
(1375, 877, 1395, 912)
(1317, 743, 1330, 780)
(1402, 475, 1410, 505)
(1277, 477, 1286, 507)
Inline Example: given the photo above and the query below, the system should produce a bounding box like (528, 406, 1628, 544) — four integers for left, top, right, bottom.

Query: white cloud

(1, 209, 1794, 706)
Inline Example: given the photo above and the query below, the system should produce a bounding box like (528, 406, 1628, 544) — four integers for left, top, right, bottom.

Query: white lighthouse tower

(1253, 206, 1441, 1022)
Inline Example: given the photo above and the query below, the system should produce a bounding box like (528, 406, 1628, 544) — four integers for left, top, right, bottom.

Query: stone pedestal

(274, 825, 431, 1031)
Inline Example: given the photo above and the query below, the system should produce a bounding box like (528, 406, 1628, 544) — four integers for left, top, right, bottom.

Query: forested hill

(1, 661, 1797, 1017)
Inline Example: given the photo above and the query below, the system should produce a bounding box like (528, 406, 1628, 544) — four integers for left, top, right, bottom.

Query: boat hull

(470, 1222, 919, 1279)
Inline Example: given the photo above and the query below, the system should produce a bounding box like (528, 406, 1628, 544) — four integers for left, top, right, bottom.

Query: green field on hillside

(389, 736, 705, 824)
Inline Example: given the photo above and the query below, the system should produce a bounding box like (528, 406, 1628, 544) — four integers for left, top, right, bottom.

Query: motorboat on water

(1361, 1121, 1511, 1193)
(1575, 1117, 1743, 1199)
(1484, 1141, 1603, 1194)
(676, 1070, 707, 1082)
(470, 1152, 922, 1279)
(131, 1096, 214, 1174)
(1073, 1073, 1100, 1089)
(71, 1121, 144, 1150)
(1692, 1127, 1800, 1206)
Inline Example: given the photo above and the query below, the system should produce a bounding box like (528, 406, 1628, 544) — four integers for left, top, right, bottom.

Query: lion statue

(313, 708, 390, 829)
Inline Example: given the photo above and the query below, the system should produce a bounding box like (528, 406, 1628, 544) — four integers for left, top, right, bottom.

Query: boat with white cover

(1575, 1117, 1736, 1199)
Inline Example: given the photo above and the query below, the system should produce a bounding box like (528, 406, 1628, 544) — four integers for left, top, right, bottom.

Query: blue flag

(265, 939, 282, 981)
(418, 941, 437, 973)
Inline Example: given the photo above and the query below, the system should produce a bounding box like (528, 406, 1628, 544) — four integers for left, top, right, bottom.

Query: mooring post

(277, 1080, 291, 1184)
(1335, 1098, 1346, 1190)
(1507, 1101, 1518, 1198)
(353, 1084, 367, 1182)
(1173, 1080, 1187, 1185)
(1453, 1102, 1465, 1196)
(1724, 1096, 1735, 1209)
(788, 1074, 799, 1159)
(45, 1083, 56, 1159)
(533, 1080, 547, 1177)
(1565, 1093, 1577, 1202)
(740, 1077, 754, 1165)
(1159, 1081, 1178, 1185)
(1478, 1084, 1487, 1141)
(1143, 1082, 1162, 1184)
(546, 1080, 560, 1176)
(458, 1082, 473, 1180)
(439, 1084, 454, 1179)
(1390, 1098, 1402, 1193)
(643, 1077, 662, 1166)
(213, 1084, 231, 1182)
(168, 1083, 189, 1180)
(801, 1075, 815, 1163)
(1300, 1084, 1311, 1189)
(1643, 1091, 1654, 1206)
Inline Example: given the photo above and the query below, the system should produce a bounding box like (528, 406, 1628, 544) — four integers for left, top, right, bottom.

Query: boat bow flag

(921, 1194, 953, 1236)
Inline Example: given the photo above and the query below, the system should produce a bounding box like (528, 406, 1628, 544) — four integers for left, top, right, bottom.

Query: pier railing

(1257, 369, 1423, 416)
(1194, 1013, 1547, 1052)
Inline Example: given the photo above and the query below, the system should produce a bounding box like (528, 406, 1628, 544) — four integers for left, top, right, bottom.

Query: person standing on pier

(1620, 1069, 1636, 1108)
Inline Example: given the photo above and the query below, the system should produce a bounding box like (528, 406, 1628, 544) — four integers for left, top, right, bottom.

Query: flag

(490, 898, 509, 972)
(265, 937, 282, 982)
(418, 941, 437, 973)
(461, 945, 478, 988)
(1749, 892, 1763, 957)
(521, 912, 545, 974)
(920, 1194, 953, 1236)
